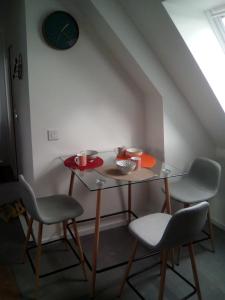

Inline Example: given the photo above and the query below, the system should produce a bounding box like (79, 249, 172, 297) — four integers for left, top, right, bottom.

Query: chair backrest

(159, 202, 209, 249)
(18, 175, 42, 222)
(188, 157, 221, 196)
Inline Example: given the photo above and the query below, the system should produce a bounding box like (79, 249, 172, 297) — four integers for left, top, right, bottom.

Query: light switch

(47, 130, 59, 141)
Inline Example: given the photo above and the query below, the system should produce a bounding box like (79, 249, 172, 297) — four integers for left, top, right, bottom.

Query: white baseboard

(41, 217, 127, 243)
(211, 218, 225, 231)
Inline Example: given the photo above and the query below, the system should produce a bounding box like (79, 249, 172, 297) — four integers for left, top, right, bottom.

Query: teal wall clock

(42, 11, 79, 50)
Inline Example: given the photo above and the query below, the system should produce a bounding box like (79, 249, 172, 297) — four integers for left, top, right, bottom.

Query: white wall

(24, 0, 157, 239)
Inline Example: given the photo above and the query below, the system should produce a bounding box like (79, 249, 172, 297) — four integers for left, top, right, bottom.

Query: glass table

(60, 150, 186, 297)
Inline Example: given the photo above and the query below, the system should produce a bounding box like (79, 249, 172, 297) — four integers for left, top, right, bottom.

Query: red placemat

(64, 156, 104, 171)
(117, 152, 156, 168)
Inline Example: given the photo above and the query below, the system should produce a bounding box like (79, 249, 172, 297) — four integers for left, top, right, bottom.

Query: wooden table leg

(92, 189, 102, 298)
(68, 171, 75, 196)
(128, 183, 132, 223)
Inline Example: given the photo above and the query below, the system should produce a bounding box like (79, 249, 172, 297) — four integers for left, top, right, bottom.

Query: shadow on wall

(34, 161, 71, 196)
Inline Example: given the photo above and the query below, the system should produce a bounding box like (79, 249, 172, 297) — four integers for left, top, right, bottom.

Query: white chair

(19, 175, 87, 289)
(169, 157, 221, 251)
(119, 202, 209, 300)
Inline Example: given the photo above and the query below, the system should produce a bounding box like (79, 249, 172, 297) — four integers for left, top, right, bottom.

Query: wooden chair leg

(35, 222, 43, 289)
(72, 219, 87, 280)
(207, 208, 215, 252)
(188, 244, 202, 300)
(161, 200, 167, 213)
(22, 217, 33, 263)
(23, 209, 36, 244)
(119, 240, 138, 297)
(158, 250, 169, 300)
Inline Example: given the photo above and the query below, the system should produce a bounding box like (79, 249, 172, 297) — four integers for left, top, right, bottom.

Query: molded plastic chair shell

(18, 175, 83, 224)
(169, 157, 221, 204)
(129, 202, 209, 250)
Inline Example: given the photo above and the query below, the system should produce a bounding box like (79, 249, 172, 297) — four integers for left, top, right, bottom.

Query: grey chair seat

(37, 195, 83, 225)
(129, 213, 171, 248)
(169, 178, 215, 204)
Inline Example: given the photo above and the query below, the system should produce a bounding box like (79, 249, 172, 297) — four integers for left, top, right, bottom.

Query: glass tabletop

(60, 151, 186, 191)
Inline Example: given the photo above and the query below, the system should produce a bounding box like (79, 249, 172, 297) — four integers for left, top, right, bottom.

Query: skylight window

(222, 16, 225, 26)
(207, 5, 225, 53)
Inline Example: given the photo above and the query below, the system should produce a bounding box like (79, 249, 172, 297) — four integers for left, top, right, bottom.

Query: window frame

(206, 5, 225, 53)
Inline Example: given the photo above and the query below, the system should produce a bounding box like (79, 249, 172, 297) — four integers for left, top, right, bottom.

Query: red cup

(75, 152, 87, 167)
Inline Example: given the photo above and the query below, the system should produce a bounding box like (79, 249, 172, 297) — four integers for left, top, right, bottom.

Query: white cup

(130, 156, 141, 170)
(75, 152, 87, 167)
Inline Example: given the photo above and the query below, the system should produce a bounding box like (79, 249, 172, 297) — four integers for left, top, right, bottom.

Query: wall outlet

(47, 130, 59, 141)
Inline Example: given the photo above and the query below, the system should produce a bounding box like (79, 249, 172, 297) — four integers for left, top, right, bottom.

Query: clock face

(42, 11, 79, 50)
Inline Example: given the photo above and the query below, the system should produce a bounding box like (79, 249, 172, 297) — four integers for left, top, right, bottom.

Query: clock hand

(56, 23, 70, 41)
(60, 23, 69, 33)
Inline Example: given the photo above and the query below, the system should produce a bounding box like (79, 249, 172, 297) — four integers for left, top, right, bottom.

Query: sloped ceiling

(119, 0, 225, 147)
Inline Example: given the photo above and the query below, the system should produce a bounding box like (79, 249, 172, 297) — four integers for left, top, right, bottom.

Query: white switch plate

(47, 130, 59, 141)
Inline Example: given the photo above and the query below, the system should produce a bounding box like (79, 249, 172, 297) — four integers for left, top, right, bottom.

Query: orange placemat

(117, 152, 156, 168)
